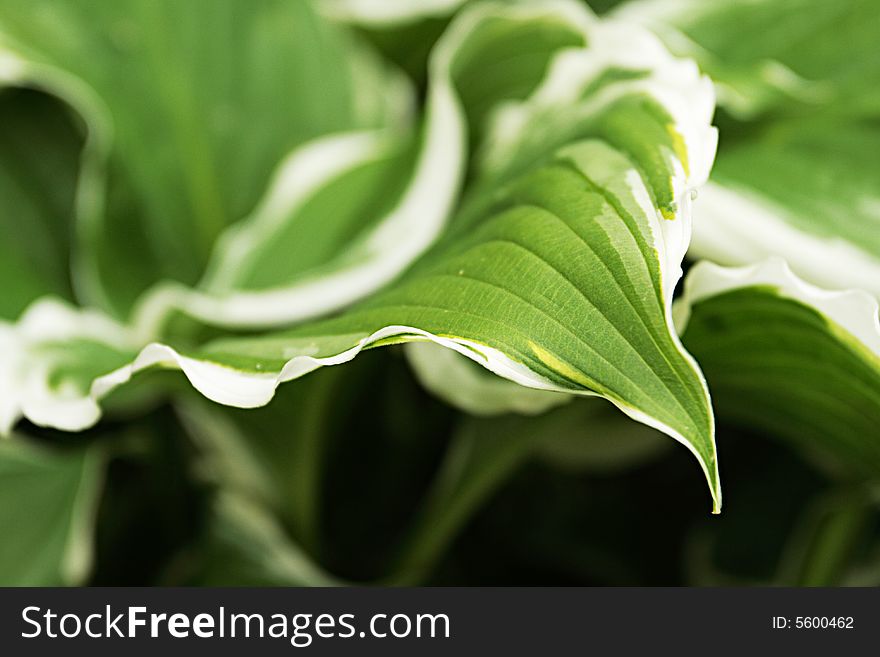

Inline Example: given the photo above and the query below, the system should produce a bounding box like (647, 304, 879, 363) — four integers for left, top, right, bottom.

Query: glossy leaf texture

(0, 1, 722, 510)
(89, 4, 721, 510)
(677, 259, 880, 475)
(0, 0, 594, 431)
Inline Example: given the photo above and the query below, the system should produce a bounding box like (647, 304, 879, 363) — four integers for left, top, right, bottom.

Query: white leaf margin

(430, 4, 719, 451)
(0, 298, 135, 435)
(129, 130, 400, 338)
(1, 1, 722, 511)
(689, 182, 880, 299)
(129, 65, 462, 334)
(404, 341, 572, 416)
(129, 1, 596, 337)
(89, 319, 720, 510)
(479, 13, 718, 308)
(612, 0, 832, 117)
(0, 47, 121, 313)
(1, 16, 416, 323)
(673, 257, 880, 359)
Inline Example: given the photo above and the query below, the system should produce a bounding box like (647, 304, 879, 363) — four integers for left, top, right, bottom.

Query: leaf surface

(129, 0, 589, 334)
(4, 2, 722, 511)
(99, 135, 721, 509)
(690, 120, 880, 297)
(617, 0, 880, 118)
(0, 88, 81, 319)
(677, 259, 880, 475)
(0, 0, 400, 316)
(0, 437, 105, 585)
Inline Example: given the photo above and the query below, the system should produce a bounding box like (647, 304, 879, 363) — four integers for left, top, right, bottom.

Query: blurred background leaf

(0, 0, 401, 316)
(0, 88, 81, 319)
(679, 261, 880, 479)
(0, 435, 104, 585)
(616, 0, 880, 120)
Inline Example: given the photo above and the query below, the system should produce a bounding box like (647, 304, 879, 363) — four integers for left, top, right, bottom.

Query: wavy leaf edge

(1, 1, 723, 512)
(674, 257, 880, 358)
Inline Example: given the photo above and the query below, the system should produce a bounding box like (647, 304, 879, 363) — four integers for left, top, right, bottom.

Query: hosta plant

(0, 0, 878, 586)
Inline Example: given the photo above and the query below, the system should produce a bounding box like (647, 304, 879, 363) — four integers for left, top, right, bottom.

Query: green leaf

(97, 136, 721, 511)
(677, 258, 880, 475)
(128, 0, 590, 335)
(0, 298, 136, 434)
(8, 3, 722, 511)
(1, 0, 590, 431)
(0, 88, 81, 319)
(405, 341, 572, 416)
(615, 1, 880, 298)
(187, 491, 337, 586)
(689, 119, 880, 297)
(0, 437, 105, 585)
(0, 0, 401, 316)
(616, 0, 880, 119)
(774, 487, 873, 586)
(319, 0, 468, 27)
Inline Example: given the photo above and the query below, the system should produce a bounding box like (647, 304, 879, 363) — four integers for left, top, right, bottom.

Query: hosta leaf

(676, 259, 880, 475)
(475, 17, 717, 209)
(616, 0, 880, 118)
(405, 341, 571, 416)
(689, 120, 880, 297)
(96, 135, 721, 511)
(0, 0, 401, 317)
(0, 88, 81, 319)
(129, 0, 590, 335)
(0, 437, 105, 585)
(188, 492, 337, 587)
(615, 1, 880, 297)
(397, 9, 719, 417)
(0, 298, 136, 434)
(8, 4, 722, 510)
(0, 0, 597, 431)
